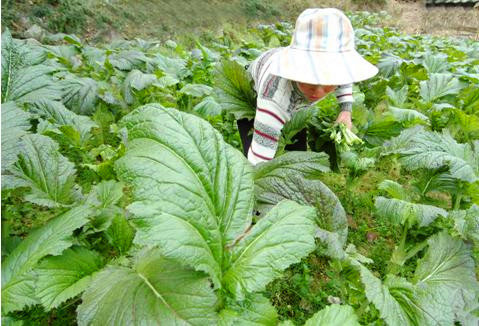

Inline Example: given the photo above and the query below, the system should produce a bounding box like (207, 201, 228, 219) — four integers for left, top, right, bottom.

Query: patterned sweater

(246, 48, 354, 165)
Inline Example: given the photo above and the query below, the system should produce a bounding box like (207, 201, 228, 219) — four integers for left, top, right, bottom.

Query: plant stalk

(453, 194, 462, 210)
(388, 222, 409, 275)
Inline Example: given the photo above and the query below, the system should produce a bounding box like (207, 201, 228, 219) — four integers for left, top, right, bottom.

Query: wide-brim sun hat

(270, 8, 378, 85)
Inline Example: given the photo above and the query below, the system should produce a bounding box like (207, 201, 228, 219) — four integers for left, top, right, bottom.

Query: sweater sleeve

(247, 98, 289, 165)
(335, 83, 353, 112)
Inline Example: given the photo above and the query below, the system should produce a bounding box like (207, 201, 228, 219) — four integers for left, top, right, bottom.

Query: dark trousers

(237, 118, 307, 157)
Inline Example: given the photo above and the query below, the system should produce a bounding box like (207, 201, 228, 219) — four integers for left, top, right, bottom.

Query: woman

(239, 8, 378, 165)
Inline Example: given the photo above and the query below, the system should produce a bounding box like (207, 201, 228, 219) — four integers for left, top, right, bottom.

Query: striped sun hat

(270, 8, 378, 85)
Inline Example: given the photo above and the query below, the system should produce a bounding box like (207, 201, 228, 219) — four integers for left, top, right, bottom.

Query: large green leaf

(34, 246, 104, 309)
(381, 125, 419, 154)
(219, 294, 278, 326)
(421, 54, 449, 74)
(1, 31, 61, 103)
(85, 180, 124, 208)
(1, 206, 92, 313)
(378, 180, 410, 201)
(83, 181, 125, 235)
(77, 248, 218, 326)
(254, 151, 330, 181)
(362, 116, 402, 146)
(154, 74, 180, 88)
(2, 64, 62, 104)
(28, 99, 97, 145)
(151, 53, 188, 79)
(455, 290, 479, 326)
(115, 104, 254, 287)
(413, 232, 479, 325)
(414, 231, 478, 292)
(6, 134, 80, 207)
(2, 30, 50, 102)
(179, 83, 213, 97)
(195, 41, 221, 61)
(340, 151, 376, 175)
(382, 275, 421, 325)
(282, 107, 317, 140)
(123, 69, 157, 104)
(95, 104, 322, 323)
(383, 127, 479, 183)
(377, 54, 404, 77)
(43, 44, 81, 68)
(278, 321, 295, 326)
(113, 104, 322, 322)
(84, 181, 131, 253)
(223, 200, 316, 299)
(386, 85, 408, 107)
(375, 196, 447, 227)
(1, 101, 31, 174)
(213, 60, 257, 120)
(82, 46, 106, 68)
(351, 261, 411, 326)
(193, 95, 223, 117)
(412, 170, 461, 197)
(451, 108, 479, 140)
(105, 215, 135, 255)
(2, 30, 25, 100)
(461, 86, 479, 113)
(450, 205, 479, 243)
(109, 50, 148, 71)
(254, 158, 347, 246)
(304, 304, 360, 326)
(351, 232, 479, 326)
(388, 106, 428, 124)
(61, 76, 99, 115)
(316, 229, 347, 260)
(420, 73, 463, 103)
(255, 172, 344, 225)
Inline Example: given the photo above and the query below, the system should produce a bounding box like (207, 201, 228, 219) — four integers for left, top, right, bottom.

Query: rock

(19, 16, 30, 29)
(367, 231, 379, 242)
(24, 24, 45, 41)
(327, 295, 341, 304)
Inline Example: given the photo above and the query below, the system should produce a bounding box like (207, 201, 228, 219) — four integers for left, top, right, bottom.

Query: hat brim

(269, 47, 378, 85)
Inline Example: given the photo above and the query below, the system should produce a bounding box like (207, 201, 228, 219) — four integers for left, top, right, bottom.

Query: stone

(24, 24, 45, 41)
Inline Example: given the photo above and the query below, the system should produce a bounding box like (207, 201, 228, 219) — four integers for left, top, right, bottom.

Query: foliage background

(2, 0, 478, 44)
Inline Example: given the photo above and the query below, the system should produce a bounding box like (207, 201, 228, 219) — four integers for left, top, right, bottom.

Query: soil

(386, 0, 479, 39)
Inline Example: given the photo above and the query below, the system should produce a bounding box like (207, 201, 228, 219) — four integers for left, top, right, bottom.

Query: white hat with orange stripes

(270, 8, 378, 85)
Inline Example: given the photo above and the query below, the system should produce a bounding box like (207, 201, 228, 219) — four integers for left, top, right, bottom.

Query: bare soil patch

(385, 0, 479, 38)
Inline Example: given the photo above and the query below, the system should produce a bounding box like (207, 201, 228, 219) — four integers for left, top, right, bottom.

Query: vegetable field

(2, 11, 479, 326)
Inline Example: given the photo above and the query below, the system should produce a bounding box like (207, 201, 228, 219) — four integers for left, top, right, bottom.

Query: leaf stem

(398, 222, 408, 254)
(421, 175, 433, 197)
(355, 298, 370, 318)
(388, 222, 409, 275)
(453, 194, 462, 210)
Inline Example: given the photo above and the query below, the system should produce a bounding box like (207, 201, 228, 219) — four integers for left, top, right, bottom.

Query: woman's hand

(335, 111, 352, 130)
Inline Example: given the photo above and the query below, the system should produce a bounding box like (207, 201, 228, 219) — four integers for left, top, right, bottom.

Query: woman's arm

(335, 83, 354, 129)
(335, 83, 353, 111)
(247, 99, 289, 165)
